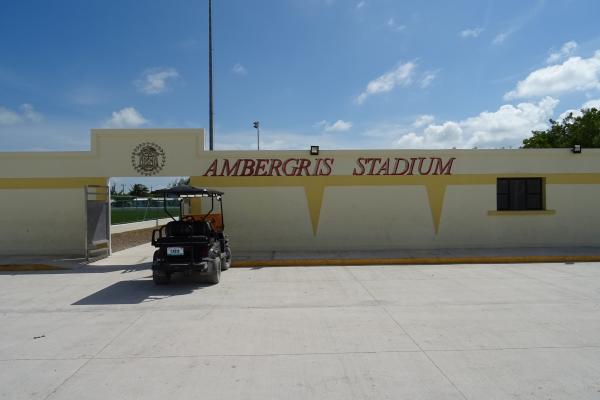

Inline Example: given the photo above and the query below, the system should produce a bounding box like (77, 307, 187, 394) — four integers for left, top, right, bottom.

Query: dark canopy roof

(152, 185, 224, 197)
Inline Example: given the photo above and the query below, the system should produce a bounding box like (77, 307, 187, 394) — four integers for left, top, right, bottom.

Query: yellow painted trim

(232, 255, 600, 268)
(0, 264, 66, 271)
(192, 173, 600, 237)
(487, 210, 557, 216)
(304, 182, 326, 235)
(425, 182, 447, 234)
(0, 177, 107, 189)
(193, 173, 600, 187)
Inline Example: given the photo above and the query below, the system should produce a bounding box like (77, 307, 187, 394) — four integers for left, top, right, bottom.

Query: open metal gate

(85, 185, 111, 260)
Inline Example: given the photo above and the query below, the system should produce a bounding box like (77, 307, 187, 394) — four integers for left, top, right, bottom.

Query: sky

(2, 0, 600, 188)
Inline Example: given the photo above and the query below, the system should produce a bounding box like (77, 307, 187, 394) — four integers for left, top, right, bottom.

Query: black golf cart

(150, 185, 231, 285)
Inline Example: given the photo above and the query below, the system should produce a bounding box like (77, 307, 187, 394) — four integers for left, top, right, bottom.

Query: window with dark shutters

(497, 178, 544, 211)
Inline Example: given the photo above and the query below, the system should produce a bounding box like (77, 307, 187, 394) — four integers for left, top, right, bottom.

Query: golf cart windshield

(152, 185, 224, 227)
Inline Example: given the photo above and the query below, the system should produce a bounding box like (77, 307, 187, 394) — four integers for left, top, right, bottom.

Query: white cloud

(546, 41, 577, 64)
(214, 129, 340, 151)
(0, 103, 43, 125)
(420, 71, 438, 88)
(558, 98, 600, 120)
(326, 120, 353, 132)
(355, 62, 416, 104)
(493, 32, 510, 44)
(505, 51, 600, 100)
(412, 114, 434, 128)
(356, 1, 365, 9)
(19, 104, 43, 122)
(135, 67, 180, 94)
(315, 119, 353, 132)
(394, 132, 425, 148)
(232, 63, 247, 75)
(106, 107, 148, 128)
(582, 98, 600, 110)
(216, 97, 559, 150)
(460, 28, 483, 38)
(0, 106, 22, 125)
(491, 1, 545, 46)
(390, 97, 558, 149)
(386, 17, 406, 32)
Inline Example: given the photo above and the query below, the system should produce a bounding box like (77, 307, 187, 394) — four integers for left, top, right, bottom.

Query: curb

(232, 255, 600, 268)
(0, 264, 67, 272)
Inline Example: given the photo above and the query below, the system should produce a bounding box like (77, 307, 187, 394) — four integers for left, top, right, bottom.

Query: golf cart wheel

(204, 259, 221, 284)
(153, 271, 171, 285)
(222, 247, 232, 271)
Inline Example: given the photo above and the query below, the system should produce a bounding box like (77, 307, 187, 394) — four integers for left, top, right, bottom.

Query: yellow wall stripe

(232, 255, 600, 268)
(0, 177, 108, 189)
(192, 173, 600, 236)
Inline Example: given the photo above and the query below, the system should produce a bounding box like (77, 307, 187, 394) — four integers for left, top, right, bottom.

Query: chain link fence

(111, 196, 180, 225)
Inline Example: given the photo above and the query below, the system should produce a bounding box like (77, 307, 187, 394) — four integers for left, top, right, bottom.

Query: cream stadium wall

(0, 128, 599, 256)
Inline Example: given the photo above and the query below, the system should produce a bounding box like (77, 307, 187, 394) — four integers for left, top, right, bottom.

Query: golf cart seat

(192, 220, 215, 237)
(165, 221, 194, 237)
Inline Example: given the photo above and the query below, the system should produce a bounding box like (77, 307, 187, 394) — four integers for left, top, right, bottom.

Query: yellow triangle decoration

(425, 180, 447, 234)
(303, 183, 326, 236)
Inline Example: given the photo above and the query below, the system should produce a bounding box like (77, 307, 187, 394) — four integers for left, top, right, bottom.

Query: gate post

(85, 185, 111, 261)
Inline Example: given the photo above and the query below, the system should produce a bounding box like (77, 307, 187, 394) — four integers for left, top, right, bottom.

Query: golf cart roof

(152, 185, 224, 197)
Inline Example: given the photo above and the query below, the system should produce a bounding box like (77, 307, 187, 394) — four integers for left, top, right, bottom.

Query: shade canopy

(152, 185, 224, 197)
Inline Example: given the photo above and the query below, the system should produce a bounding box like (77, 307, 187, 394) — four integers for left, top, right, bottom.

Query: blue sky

(2, 0, 600, 159)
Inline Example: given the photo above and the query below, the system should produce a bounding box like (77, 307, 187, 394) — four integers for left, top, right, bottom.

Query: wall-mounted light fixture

(253, 121, 260, 150)
(571, 144, 582, 154)
(310, 145, 320, 155)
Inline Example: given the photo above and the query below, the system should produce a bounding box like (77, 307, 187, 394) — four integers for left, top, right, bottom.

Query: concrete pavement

(1, 243, 600, 399)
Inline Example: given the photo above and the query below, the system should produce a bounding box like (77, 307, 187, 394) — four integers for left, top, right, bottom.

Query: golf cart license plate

(167, 247, 184, 256)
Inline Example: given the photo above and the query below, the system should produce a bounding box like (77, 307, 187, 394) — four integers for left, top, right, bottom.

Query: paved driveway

(1, 244, 600, 399)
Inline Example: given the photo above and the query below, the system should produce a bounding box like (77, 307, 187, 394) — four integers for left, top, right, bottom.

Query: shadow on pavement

(0, 263, 152, 276)
(72, 278, 211, 305)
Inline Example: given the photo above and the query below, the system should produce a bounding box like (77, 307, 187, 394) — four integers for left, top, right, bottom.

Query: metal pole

(208, 0, 214, 151)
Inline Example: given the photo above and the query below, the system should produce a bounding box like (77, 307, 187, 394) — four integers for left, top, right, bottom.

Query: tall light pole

(208, 0, 214, 150)
(253, 121, 260, 150)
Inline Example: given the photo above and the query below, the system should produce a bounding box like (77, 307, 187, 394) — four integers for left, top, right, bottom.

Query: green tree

(128, 184, 150, 197)
(523, 108, 600, 148)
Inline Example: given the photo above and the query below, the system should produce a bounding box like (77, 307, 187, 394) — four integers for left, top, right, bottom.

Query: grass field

(111, 207, 180, 225)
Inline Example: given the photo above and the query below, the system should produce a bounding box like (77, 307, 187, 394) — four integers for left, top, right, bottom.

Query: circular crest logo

(131, 142, 166, 176)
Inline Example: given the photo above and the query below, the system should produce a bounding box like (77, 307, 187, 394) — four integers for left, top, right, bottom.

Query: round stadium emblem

(131, 142, 166, 176)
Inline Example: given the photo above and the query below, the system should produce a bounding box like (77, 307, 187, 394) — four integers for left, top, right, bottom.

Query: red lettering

(296, 159, 311, 176)
(269, 159, 283, 176)
(313, 158, 323, 175)
(283, 158, 299, 176)
(254, 159, 269, 176)
(203, 159, 218, 176)
(221, 159, 241, 176)
(417, 157, 433, 175)
(366, 158, 380, 175)
(407, 158, 417, 175)
(353, 158, 366, 175)
(321, 158, 335, 176)
(393, 158, 409, 175)
(433, 157, 455, 175)
(241, 159, 256, 176)
(375, 158, 390, 175)
(203, 156, 454, 177)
